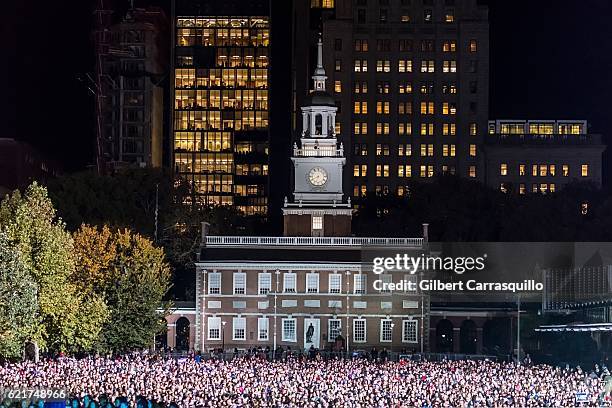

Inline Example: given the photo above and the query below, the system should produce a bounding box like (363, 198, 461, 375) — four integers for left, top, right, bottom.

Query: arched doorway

(175, 317, 190, 351)
(436, 319, 454, 352)
(483, 318, 511, 355)
(460, 320, 477, 354)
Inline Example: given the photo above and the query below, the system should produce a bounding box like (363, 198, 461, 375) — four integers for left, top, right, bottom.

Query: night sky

(7, 0, 612, 182)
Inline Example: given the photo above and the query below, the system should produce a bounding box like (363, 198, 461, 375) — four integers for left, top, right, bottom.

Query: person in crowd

(0, 353, 609, 407)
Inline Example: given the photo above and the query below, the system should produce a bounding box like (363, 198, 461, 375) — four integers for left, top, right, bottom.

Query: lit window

(258, 272, 271, 295)
(469, 144, 476, 157)
(354, 59, 368, 72)
(519, 164, 526, 176)
(442, 60, 457, 73)
(334, 80, 342, 93)
(420, 102, 434, 115)
(283, 272, 296, 293)
(562, 165, 570, 177)
(376, 101, 390, 114)
(581, 202, 589, 215)
(208, 272, 221, 294)
(445, 11, 454, 22)
(442, 103, 456, 115)
(402, 320, 418, 343)
(398, 60, 412, 73)
(581, 164, 589, 177)
(233, 272, 246, 295)
(282, 318, 297, 342)
(329, 274, 342, 294)
(398, 82, 412, 94)
(233, 317, 246, 340)
(376, 60, 391, 72)
(258, 317, 269, 341)
(519, 184, 526, 195)
(328, 319, 342, 341)
(420, 60, 435, 73)
(469, 123, 478, 136)
(549, 165, 556, 176)
(381, 320, 393, 342)
(306, 273, 319, 293)
(353, 319, 366, 342)
(207, 317, 221, 340)
(442, 144, 455, 157)
(469, 39, 477, 52)
(468, 166, 476, 178)
(420, 123, 434, 136)
(442, 41, 456, 52)
(335, 59, 341, 72)
(500, 163, 508, 176)
(442, 123, 456, 136)
(540, 165, 548, 177)
(312, 216, 323, 231)
(354, 274, 366, 294)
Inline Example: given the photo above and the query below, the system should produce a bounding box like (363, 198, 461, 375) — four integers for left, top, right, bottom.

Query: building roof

(304, 90, 336, 107)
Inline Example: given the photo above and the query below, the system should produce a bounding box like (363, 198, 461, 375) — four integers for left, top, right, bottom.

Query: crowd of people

(0, 352, 610, 407)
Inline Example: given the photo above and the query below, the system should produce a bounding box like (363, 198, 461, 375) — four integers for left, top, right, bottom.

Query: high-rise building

(172, 0, 270, 214)
(293, 0, 489, 199)
(484, 119, 605, 194)
(94, 4, 168, 170)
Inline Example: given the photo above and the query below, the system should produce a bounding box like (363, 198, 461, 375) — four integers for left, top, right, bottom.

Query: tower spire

(312, 33, 327, 91)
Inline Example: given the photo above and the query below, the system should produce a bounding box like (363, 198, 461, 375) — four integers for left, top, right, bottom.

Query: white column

(302, 111, 308, 135)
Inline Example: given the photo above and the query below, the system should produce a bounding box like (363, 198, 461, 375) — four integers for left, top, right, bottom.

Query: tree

(73, 225, 172, 353)
(48, 169, 269, 300)
(0, 183, 108, 353)
(0, 232, 38, 360)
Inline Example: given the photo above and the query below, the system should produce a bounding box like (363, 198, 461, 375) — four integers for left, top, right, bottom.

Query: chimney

(422, 223, 429, 245)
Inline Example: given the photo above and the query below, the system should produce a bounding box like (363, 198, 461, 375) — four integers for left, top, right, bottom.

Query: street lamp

(345, 270, 351, 358)
(274, 270, 281, 359)
(221, 321, 227, 355)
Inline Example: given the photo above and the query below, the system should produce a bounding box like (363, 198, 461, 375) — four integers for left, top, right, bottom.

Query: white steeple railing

(204, 236, 424, 248)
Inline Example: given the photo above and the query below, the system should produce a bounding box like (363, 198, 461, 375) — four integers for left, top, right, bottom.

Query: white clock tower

(283, 35, 352, 237)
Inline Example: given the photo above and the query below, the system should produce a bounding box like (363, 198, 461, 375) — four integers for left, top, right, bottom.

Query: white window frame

(283, 272, 296, 293)
(258, 272, 271, 295)
(328, 319, 342, 342)
(380, 319, 393, 342)
(233, 272, 246, 295)
(232, 317, 246, 341)
(329, 273, 342, 294)
(306, 273, 319, 294)
(208, 272, 221, 295)
(403, 274, 418, 292)
(353, 319, 366, 343)
(282, 318, 297, 342)
(354, 274, 367, 294)
(207, 316, 221, 340)
(380, 274, 392, 294)
(402, 320, 418, 343)
(312, 215, 323, 230)
(257, 317, 269, 341)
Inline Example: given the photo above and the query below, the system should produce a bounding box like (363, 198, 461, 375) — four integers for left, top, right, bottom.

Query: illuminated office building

(484, 119, 605, 194)
(293, 0, 489, 199)
(172, 0, 270, 214)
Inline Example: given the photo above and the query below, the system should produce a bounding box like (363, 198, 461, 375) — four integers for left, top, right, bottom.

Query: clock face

(308, 167, 328, 186)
